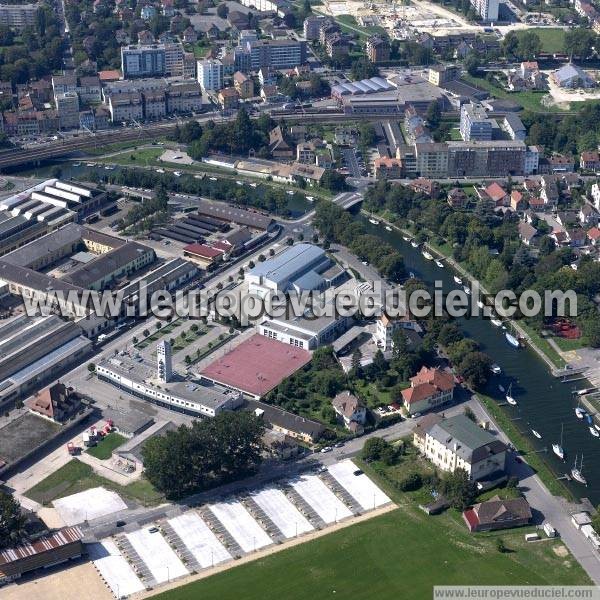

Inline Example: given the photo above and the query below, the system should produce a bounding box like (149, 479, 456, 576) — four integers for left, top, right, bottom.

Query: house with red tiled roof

(510, 190, 527, 212)
(463, 495, 531, 532)
(580, 150, 600, 171)
(484, 182, 508, 207)
(401, 366, 455, 415)
(25, 382, 81, 423)
(588, 226, 600, 245)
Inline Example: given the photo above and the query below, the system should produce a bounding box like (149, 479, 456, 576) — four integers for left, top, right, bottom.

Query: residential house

(373, 313, 418, 351)
(540, 175, 559, 207)
(366, 36, 390, 63)
(233, 71, 254, 99)
(331, 391, 367, 433)
(463, 496, 532, 532)
(483, 182, 508, 207)
(550, 154, 575, 173)
(587, 226, 600, 246)
(518, 221, 538, 246)
(581, 150, 600, 171)
(25, 382, 81, 424)
(269, 126, 294, 159)
(591, 182, 600, 211)
(374, 157, 402, 179)
(401, 366, 455, 415)
(218, 87, 239, 111)
(182, 26, 198, 44)
(409, 178, 439, 198)
(580, 203, 598, 227)
(413, 413, 507, 481)
(568, 228, 587, 248)
(510, 190, 527, 212)
(260, 84, 279, 103)
(447, 187, 468, 209)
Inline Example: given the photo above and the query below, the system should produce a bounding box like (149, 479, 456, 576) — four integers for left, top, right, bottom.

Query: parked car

(320, 446, 333, 453)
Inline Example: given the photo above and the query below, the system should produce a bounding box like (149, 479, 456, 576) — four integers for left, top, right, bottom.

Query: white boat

(156, 168, 165, 174)
(104, 165, 115, 170)
(236, 180, 243, 185)
(595, 423, 600, 432)
(590, 427, 599, 438)
(411, 241, 419, 248)
(499, 384, 505, 393)
(73, 162, 81, 167)
(369, 218, 380, 225)
(506, 383, 517, 406)
(209, 177, 217, 181)
(402, 235, 410, 241)
(505, 332, 520, 348)
(553, 424, 565, 460)
(477, 300, 485, 309)
(85, 162, 94, 167)
(453, 275, 463, 285)
(532, 429, 542, 439)
(571, 455, 587, 485)
(491, 318, 503, 327)
(422, 250, 434, 260)
(435, 259, 444, 268)
(491, 364, 501, 375)
(575, 407, 586, 419)
(385, 226, 392, 231)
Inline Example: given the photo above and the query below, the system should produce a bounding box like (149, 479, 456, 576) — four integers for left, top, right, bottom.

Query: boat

(595, 423, 600, 432)
(463, 286, 471, 295)
(552, 424, 565, 460)
(575, 407, 586, 419)
(73, 162, 81, 167)
(85, 162, 94, 167)
(385, 226, 393, 231)
(499, 385, 505, 393)
(156, 168, 165, 174)
(532, 430, 542, 439)
(369, 218, 380, 225)
(571, 455, 587, 485)
(576, 388, 597, 396)
(506, 383, 517, 406)
(453, 275, 463, 285)
(435, 259, 444, 268)
(491, 364, 501, 375)
(590, 427, 599, 438)
(477, 300, 485, 309)
(491, 318, 503, 327)
(505, 332, 520, 348)
(422, 250, 434, 260)
(410, 241, 418, 248)
(402, 235, 410, 241)
(104, 165, 115, 170)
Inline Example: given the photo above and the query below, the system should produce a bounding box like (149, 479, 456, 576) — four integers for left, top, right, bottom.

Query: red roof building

(200, 334, 311, 398)
(588, 226, 600, 244)
(484, 182, 508, 206)
(401, 366, 455, 415)
(182, 243, 225, 267)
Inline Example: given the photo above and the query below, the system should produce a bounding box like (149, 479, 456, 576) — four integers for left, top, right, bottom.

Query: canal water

(358, 214, 600, 505)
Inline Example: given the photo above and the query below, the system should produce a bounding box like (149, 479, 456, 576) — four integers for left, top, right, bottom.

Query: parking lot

(89, 460, 392, 597)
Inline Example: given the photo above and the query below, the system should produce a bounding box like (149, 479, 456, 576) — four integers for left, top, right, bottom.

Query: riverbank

(360, 208, 578, 500)
(361, 209, 570, 374)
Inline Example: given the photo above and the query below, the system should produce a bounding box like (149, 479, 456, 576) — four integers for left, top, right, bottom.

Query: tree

(441, 468, 476, 510)
(458, 351, 492, 389)
(0, 491, 26, 549)
(350, 57, 378, 81)
(87, 363, 95, 372)
(142, 412, 265, 498)
(320, 170, 348, 192)
(362, 437, 390, 462)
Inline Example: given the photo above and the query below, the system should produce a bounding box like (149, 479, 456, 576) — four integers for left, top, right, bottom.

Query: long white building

(197, 59, 223, 92)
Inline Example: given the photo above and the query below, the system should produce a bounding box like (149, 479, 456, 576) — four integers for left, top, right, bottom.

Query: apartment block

(55, 91, 79, 130)
(0, 3, 38, 30)
(121, 44, 166, 79)
(447, 140, 526, 178)
(460, 103, 493, 141)
(249, 39, 307, 70)
(197, 59, 223, 91)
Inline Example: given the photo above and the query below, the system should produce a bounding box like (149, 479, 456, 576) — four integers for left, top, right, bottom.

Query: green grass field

(152, 466, 587, 600)
(86, 432, 127, 460)
(515, 28, 566, 54)
(25, 459, 163, 506)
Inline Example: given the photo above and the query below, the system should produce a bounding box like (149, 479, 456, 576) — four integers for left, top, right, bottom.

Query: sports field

(152, 496, 588, 600)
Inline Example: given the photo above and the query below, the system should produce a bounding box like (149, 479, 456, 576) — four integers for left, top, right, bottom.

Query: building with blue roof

(245, 243, 344, 297)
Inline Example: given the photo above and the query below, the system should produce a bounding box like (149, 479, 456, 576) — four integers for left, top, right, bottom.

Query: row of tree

(314, 202, 406, 282)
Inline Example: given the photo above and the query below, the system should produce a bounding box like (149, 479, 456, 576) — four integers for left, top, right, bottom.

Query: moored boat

(505, 332, 520, 348)
(422, 250, 434, 260)
(453, 275, 463, 285)
(532, 430, 542, 439)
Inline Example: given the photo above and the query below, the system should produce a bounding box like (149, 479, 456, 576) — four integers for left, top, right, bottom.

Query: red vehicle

(66, 442, 80, 456)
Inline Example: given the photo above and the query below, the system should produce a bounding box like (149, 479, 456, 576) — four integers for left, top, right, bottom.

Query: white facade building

(197, 59, 223, 92)
(157, 340, 172, 383)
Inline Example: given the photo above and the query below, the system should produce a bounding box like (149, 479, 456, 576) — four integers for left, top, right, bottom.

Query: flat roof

(196, 198, 274, 230)
(200, 333, 311, 397)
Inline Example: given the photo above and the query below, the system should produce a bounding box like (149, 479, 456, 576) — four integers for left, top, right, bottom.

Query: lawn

(518, 323, 566, 370)
(515, 28, 566, 54)
(153, 463, 588, 600)
(552, 335, 589, 352)
(25, 459, 164, 506)
(330, 14, 386, 39)
(86, 432, 127, 460)
(461, 73, 562, 113)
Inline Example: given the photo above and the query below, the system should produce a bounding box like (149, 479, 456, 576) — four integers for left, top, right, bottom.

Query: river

(357, 213, 600, 505)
